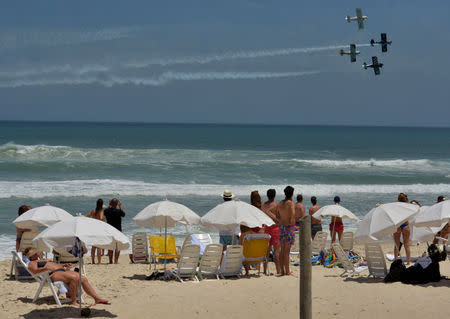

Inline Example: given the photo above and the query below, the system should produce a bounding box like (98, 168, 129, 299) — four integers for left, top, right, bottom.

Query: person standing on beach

(262, 188, 281, 275)
(276, 186, 295, 276)
(330, 196, 344, 243)
(219, 190, 239, 249)
(86, 199, 104, 264)
(295, 194, 305, 226)
(309, 196, 322, 240)
(104, 198, 125, 264)
(433, 195, 449, 245)
(394, 193, 411, 264)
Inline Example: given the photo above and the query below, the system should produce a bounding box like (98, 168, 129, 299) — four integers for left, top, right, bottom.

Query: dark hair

(437, 195, 445, 203)
(297, 194, 303, 202)
(311, 196, 317, 205)
(110, 198, 119, 207)
(267, 189, 276, 200)
(398, 193, 408, 203)
(250, 191, 262, 209)
(284, 186, 294, 199)
(18, 205, 31, 216)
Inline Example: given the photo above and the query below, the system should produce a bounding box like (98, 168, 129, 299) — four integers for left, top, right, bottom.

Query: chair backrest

(19, 231, 41, 252)
(312, 231, 328, 255)
(149, 235, 178, 256)
(198, 244, 223, 276)
(219, 245, 243, 277)
(177, 244, 200, 276)
(331, 243, 354, 273)
(12, 251, 42, 282)
(11, 251, 34, 280)
(242, 233, 270, 265)
(365, 243, 388, 278)
(132, 232, 149, 263)
(340, 232, 354, 251)
(193, 234, 213, 246)
(290, 231, 300, 254)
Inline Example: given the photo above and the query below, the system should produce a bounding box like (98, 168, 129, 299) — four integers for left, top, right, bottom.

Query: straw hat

(222, 189, 234, 199)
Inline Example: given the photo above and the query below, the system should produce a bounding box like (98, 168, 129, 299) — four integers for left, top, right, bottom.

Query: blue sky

(1, 1, 450, 126)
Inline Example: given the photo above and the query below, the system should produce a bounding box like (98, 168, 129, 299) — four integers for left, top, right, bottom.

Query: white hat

(222, 189, 234, 199)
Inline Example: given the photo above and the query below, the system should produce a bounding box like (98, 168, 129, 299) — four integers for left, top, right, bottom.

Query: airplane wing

(357, 19, 364, 29)
(356, 8, 363, 18)
(381, 33, 387, 42)
(374, 65, 380, 75)
(382, 44, 388, 52)
(372, 56, 378, 65)
(350, 44, 356, 62)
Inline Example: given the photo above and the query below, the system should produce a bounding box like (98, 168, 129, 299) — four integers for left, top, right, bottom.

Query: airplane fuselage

(345, 15, 368, 22)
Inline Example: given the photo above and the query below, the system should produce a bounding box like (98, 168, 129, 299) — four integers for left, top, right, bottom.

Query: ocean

(1, 121, 449, 260)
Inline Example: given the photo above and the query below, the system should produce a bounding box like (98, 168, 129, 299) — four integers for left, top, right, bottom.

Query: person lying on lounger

(24, 247, 109, 307)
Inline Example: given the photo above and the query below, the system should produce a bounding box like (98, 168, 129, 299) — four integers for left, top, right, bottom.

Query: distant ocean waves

(1, 179, 449, 199)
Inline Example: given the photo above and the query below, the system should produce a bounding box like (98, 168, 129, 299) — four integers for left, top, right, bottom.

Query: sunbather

(24, 247, 108, 307)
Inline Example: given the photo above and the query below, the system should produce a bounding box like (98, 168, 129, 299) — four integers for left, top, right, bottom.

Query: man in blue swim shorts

(276, 186, 295, 276)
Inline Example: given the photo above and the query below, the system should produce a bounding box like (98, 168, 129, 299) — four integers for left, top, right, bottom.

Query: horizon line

(1, 119, 449, 129)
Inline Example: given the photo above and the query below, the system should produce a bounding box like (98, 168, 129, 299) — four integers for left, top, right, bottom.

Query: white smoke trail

(124, 44, 370, 68)
(0, 70, 319, 88)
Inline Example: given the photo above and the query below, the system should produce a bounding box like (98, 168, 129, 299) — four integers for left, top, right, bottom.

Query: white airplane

(339, 44, 360, 62)
(345, 8, 367, 30)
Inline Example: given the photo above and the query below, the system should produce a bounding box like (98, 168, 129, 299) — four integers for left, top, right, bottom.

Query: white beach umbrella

(32, 216, 130, 310)
(133, 200, 200, 274)
(133, 200, 200, 228)
(413, 200, 450, 228)
(13, 204, 73, 228)
(354, 202, 420, 243)
(312, 205, 359, 222)
(410, 206, 448, 243)
(201, 200, 275, 231)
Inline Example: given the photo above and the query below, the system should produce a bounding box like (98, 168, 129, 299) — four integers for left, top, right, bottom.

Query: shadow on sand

(22, 307, 117, 319)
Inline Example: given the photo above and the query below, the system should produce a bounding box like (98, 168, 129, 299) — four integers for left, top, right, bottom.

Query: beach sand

(1, 242, 449, 319)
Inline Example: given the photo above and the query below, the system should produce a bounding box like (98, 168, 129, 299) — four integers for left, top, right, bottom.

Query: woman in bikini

(394, 193, 411, 264)
(86, 199, 104, 264)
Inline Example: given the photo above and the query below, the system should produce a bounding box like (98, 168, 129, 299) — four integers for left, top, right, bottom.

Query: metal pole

(300, 215, 312, 319)
(164, 216, 167, 273)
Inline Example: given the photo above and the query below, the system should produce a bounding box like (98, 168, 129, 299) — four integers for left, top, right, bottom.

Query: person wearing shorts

(262, 188, 281, 275)
(309, 196, 322, 240)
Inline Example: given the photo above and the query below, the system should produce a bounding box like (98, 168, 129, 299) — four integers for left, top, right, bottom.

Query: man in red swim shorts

(262, 189, 281, 275)
(330, 196, 344, 243)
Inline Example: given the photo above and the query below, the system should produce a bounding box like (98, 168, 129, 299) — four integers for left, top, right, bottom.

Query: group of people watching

(220, 186, 341, 276)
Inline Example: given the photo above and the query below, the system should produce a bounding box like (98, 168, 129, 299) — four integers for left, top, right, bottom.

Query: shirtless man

(309, 196, 322, 240)
(294, 194, 306, 225)
(24, 248, 108, 306)
(262, 189, 280, 275)
(330, 196, 344, 243)
(276, 186, 295, 276)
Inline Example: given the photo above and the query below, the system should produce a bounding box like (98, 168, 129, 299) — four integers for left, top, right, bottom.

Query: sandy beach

(1, 242, 449, 319)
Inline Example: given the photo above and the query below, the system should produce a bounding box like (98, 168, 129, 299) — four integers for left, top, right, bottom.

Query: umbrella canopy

(413, 200, 450, 228)
(13, 205, 73, 228)
(355, 202, 420, 243)
(201, 200, 275, 231)
(410, 206, 448, 242)
(312, 204, 359, 222)
(32, 216, 130, 252)
(133, 200, 200, 227)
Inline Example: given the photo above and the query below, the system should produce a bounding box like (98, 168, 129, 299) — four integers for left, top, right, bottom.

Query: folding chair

(312, 231, 328, 256)
(173, 244, 201, 282)
(149, 235, 180, 271)
(365, 243, 388, 278)
(131, 232, 149, 263)
(198, 244, 223, 280)
(332, 243, 368, 277)
(340, 232, 354, 251)
(218, 245, 243, 278)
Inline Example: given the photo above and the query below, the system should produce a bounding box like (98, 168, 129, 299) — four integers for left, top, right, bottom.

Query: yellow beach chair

(242, 233, 270, 275)
(149, 235, 180, 271)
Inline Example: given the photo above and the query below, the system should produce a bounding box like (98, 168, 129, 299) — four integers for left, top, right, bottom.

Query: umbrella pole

(164, 216, 167, 273)
(331, 218, 336, 244)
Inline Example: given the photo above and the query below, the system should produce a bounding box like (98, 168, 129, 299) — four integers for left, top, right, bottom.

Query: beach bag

(384, 259, 406, 283)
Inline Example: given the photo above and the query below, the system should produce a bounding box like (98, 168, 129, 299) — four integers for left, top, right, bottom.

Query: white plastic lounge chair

(332, 243, 368, 277)
(11, 251, 71, 306)
(131, 232, 149, 263)
(289, 231, 300, 262)
(340, 232, 354, 251)
(10, 250, 34, 280)
(218, 245, 243, 278)
(365, 243, 388, 278)
(311, 231, 328, 256)
(182, 233, 213, 254)
(52, 248, 86, 276)
(198, 244, 223, 280)
(173, 244, 201, 282)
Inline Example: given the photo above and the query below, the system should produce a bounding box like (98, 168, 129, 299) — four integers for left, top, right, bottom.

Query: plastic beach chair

(242, 233, 270, 275)
(332, 243, 368, 277)
(132, 232, 149, 263)
(149, 235, 180, 270)
(365, 243, 388, 278)
(312, 231, 328, 256)
(173, 244, 201, 282)
(218, 245, 243, 278)
(182, 233, 213, 255)
(198, 244, 223, 280)
(340, 232, 354, 251)
(18, 231, 41, 253)
(289, 231, 300, 262)
(11, 251, 71, 306)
